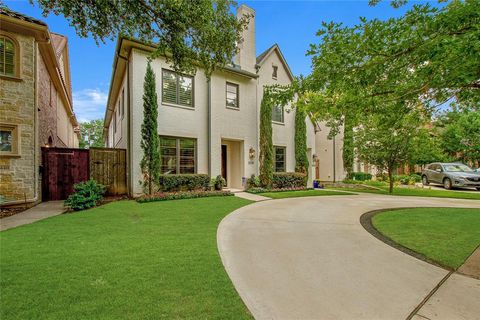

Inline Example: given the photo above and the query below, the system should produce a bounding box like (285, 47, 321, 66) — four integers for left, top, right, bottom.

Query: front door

(221, 145, 227, 184)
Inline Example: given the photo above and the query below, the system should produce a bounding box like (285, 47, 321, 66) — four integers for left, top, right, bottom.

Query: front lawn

(372, 207, 480, 269)
(0, 198, 253, 319)
(330, 185, 480, 200)
(258, 189, 355, 199)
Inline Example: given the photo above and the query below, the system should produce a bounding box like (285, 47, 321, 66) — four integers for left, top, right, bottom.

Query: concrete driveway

(217, 194, 480, 320)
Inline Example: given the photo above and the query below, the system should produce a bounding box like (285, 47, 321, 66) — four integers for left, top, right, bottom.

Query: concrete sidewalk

(0, 201, 65, 231)
(234, 192, 270, 202)
(218, 194, 480, 320)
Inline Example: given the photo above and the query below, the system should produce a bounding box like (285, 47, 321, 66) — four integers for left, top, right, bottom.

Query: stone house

(103, 5, 346, 196)
(0, 9, 79, 205)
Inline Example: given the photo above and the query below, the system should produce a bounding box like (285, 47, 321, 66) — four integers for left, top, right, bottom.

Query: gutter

(207, 77, 212, 176)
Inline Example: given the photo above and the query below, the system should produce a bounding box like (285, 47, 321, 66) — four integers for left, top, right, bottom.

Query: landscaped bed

(372, 207, 480, 269)
(258, 189, 355, 199)
(0, 197, 253, 319)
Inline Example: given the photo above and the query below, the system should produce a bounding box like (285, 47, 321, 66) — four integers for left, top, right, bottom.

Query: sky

(4, 0, 437, 123)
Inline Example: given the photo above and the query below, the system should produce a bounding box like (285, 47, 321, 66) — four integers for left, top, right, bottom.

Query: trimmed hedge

(137, 190, 233, 203)
(247, 186, 311, 194)
(347, 172, 373, 181)
(272, 172, 307, 189)
(159, 174, 210, 192)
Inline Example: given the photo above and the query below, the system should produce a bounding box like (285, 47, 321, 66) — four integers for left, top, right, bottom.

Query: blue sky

(4, 0, 435, 122)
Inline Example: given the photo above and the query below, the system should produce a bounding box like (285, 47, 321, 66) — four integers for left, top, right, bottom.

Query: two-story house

(104, 5, 345, 196)
(0, 9, 79, 205)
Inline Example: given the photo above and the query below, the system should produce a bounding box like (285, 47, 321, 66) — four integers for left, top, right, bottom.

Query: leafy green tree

(294, 108, 309, 177)
(79, 119, 104, 149)
(259, 92, 273, 188)
(438, 109, 480, 165)
(354, 103, 424, 193)
(140, 62, 160, 195)
(409, 128, 449, 167)
(30, 0, 251, 75)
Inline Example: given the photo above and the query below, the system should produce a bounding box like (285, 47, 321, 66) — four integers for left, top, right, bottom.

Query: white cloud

(73, 88, 108, 123)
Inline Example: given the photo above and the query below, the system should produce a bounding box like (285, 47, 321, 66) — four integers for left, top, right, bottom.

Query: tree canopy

(29, 0, 250, 75)
(79, 119, 104, 149)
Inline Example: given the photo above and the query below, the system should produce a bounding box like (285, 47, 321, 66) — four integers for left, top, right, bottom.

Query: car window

(443, 164, 474, 172)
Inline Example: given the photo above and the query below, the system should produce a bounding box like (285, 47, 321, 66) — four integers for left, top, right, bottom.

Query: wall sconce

(249, 147, 256, 161)
(312, 153, 318, 162)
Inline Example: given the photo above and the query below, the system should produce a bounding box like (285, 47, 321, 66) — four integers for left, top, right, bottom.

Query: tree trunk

(388, 168, 394, 194)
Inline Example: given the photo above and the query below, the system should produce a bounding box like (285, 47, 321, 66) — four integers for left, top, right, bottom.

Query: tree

(259, 92, 273, 188)
(409, 128, 449, 167)
(354, 103, 423, 193)
(29, 0, 251, 76)
(140, 62, 160, 195)
(79, 119, 104, 149)
(294, 108, 309, 177)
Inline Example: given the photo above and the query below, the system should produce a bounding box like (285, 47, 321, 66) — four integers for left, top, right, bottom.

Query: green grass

(330, 185, 480, 200)
(258, 189, 355, 199)
(372, 207, 480, 269)
(0, 197, 253, 320)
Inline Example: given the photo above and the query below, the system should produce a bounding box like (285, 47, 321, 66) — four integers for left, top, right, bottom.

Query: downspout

(33, 40, 39, 203)
(207, 76, 212, 176)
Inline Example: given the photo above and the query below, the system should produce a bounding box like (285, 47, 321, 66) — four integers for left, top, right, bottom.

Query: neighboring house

(104, 5, 345, 196)
(0, 9, 79, 205)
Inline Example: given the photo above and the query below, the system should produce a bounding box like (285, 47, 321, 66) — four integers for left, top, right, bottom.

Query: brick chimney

(234, 5, 256, 73)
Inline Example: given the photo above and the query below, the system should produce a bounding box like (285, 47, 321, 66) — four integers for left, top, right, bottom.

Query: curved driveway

(218, 194, 480, 320)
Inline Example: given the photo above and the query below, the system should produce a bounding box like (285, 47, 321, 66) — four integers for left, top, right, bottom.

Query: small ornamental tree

(140, 61, 160, 195)
(259, 92, 273, 188)
(294, 108, 309, 177)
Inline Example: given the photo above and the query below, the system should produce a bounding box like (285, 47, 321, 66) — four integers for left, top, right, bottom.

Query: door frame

(221, 144, 227, 184)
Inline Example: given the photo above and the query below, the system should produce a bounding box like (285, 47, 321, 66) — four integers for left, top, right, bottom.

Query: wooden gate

(89, 148, 127, 196)
(42, 147, 90, 201)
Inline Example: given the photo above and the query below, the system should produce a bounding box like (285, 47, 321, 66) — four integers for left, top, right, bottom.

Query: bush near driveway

(159, 174, 210, 192)
(272, 172, 307, 189)
(0, 198, 253, 319)
(137, 190, 233, 203)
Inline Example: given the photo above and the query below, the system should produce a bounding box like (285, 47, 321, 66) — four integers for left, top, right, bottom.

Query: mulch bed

(0, 207, 26, 219)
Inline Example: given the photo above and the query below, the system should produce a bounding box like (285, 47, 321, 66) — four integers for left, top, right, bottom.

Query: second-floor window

(0, 36, 16, 77)
(272, 65, 278, 79)
(226, 82, 239, 109)
(162, 69, 193, 108)
(272, 105, 284, 123)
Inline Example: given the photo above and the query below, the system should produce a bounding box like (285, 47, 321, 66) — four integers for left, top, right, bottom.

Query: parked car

(422, 163, 480, 190)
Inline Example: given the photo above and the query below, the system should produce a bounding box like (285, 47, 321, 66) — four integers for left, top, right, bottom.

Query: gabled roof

(256, 43, 294, 81)
(0, 7, 46, 26)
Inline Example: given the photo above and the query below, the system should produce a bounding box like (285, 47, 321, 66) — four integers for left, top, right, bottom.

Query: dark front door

(221, 145, 227, 184)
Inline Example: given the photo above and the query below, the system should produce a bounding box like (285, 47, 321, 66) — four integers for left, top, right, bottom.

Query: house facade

(0, 9, 79, 205)
(104, 5, 345, 196)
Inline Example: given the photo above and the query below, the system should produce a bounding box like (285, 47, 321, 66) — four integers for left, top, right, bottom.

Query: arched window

(0, 36, 16, 76)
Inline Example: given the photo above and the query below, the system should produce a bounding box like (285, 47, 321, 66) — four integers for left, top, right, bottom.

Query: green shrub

(409, 173, 422, 183)
(137, 190, 233, 203)
(214, 175, 226, 191)
(64, 179, 106, 211)
(159, 174, 210, 192)
(247, 186, 311, 194)
(247, 174, 261, 188)
(347, 172, 373, 181)
(394, 174, 420, 185)
(272, 172, 307, 189)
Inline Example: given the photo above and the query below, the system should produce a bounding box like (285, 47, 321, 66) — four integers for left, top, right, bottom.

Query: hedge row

(247, 186, 312, 194)
(158, 174, 210, 192)
(347, 172, 373, 181)
(137, 190, 233, 203)
(272, 172, 307, 189)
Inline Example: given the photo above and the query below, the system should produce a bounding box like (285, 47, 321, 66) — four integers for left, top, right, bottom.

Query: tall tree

(259, 92, 273, 188)
(294, 108, 309, 177)
(28, 0, 250, 76)
(79, 119, 104, 149)
(140, 62, 160, 195)
(354, 103, 424, 193)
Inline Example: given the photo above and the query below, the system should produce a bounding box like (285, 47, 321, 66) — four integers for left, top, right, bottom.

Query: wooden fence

(41, 147, 127, 201)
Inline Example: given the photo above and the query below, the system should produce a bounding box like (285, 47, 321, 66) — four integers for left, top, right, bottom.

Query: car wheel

(443, 178, 452, 190)
(422, 175, 429, 186)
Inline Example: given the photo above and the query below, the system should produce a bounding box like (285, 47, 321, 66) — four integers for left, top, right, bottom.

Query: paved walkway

(0, 201, 65, 231)
(234, 192, 270, 202)
(217, 194, 480, 320)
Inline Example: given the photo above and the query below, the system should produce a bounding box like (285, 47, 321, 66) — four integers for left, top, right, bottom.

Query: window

(274, 146, 286, 172)
(0, 124, 18, 155)
(162, 69, 194, 107)
(160, 136, 196, 174)
(0, 36, 16, 77)
(272, 105, 284, 123)
(226, 82, 239, 109)
(272, 65, 278, 79)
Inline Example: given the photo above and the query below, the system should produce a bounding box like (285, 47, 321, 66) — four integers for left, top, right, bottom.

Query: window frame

(0, 124, 20, 156)
(274, 146, 286, 173)
(272, 104, 285, 124)
(272, 65, 278, 79)
(159, 136, 197, 174)
(161, 69, 195, 109)
(225, 81, 240, 110)
(0, 33, 21, 79)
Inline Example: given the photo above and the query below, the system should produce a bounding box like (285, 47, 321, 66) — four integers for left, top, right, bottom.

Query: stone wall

(0, 33, 38, 203)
